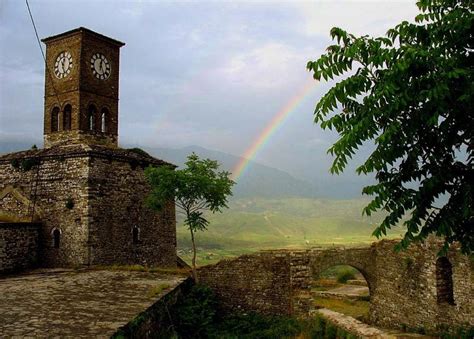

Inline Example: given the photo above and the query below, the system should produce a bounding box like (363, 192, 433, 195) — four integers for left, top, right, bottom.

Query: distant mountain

(140, 145, 320, 199)
(0, 140, 41, 154)
(0, 141, 369, 199)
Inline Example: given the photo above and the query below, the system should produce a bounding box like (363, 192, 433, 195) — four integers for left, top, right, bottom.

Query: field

(177, 197, 403, 265)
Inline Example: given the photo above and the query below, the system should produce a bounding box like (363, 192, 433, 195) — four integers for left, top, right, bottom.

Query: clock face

(54, 51, 73, 79)
(91, 53, 111, 80)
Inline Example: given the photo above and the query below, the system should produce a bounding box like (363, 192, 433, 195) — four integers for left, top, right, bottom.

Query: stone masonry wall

(0, 145, 177, 268)
(199, 251, 293, 315)
(0, 223, 40, 273)
(0, 152, 90, 267)
(199, 239, 473, 333)
(43, 28, 122, 148)
(88, 156, 176, 267)
(370, 239, 473, 332)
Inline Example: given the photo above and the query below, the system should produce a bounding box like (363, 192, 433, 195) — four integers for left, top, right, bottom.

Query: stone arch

(0, 185, 43, 222)
(132, 225, 140, 244)
(63, 104, 72, 131)
(51, 106, 60, 132)
(436, 256, 455, 305)
(100, 107, 109, 133)
(308, 248, 376, 293)
(51, 227, 62, 249)
(87, 104, 97, 131)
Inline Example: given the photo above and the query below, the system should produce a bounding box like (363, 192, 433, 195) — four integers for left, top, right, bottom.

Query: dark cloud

(1, 1, 417, 188)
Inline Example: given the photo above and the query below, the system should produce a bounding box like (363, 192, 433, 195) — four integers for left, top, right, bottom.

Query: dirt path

(316, 308, 435, 338)
(325, 284, 369, 297)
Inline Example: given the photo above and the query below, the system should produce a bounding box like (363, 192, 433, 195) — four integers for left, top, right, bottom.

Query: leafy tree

(307, 0, 473, 253)
(145, 153, 234, 279)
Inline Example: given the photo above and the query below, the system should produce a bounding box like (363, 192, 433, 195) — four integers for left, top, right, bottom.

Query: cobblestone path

(0, 269, 185, 337)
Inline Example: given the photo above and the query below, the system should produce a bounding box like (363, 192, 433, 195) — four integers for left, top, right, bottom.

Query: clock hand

(101, 60, 106, 73)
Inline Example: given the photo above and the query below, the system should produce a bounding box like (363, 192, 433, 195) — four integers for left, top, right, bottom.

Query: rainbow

(232, 80, 318, 181)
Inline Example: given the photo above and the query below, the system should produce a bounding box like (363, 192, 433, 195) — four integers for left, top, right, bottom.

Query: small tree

(307, 0, 473, 253)
(145, 153, 234, 280)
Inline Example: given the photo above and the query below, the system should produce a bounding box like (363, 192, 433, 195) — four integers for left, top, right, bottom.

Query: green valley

(177, 197, 403, 265)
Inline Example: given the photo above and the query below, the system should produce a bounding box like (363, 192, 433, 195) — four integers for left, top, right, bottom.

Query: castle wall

(44, 130, 117, 148)
(371, 240, 473, 332)
(88, 157, 176, 267)
(0, 148, 177, 268)
(198, 251, 293, 315)
(199, 240, 473, 333)
(0, 223, 40, 273)
(0, 155, 90, 267)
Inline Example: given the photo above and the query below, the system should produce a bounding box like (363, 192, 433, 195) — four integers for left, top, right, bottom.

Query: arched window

(101, 108, 108, 133)
(52, 228, 61, 249)
(436, 257, 455, 305)
(63, 104, 72, 131)
(88, 104, 97, 131)
(132, 226, 140, 244)
(51, 107, 60, 132)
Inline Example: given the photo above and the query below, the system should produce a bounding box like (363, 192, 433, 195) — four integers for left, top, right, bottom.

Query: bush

(169, 284, 359, 338)
(172, 284, 218, 339)
(336, 268, 356, 283)
(210, 312, 302, 339)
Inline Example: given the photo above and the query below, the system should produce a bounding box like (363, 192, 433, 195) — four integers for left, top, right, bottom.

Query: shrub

(172, 284, 218, 339)
(210, 312, 302, 339)
(337, 268, 356, 283)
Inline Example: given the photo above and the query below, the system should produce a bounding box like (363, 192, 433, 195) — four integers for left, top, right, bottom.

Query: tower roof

(41, 27, 125, 47)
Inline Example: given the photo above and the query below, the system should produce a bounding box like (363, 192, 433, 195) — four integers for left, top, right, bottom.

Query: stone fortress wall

(199, 238, 473, 333)
(87, 154, 176, 266)
(0, 145, 176, 269)
(0, 223, 40, 273)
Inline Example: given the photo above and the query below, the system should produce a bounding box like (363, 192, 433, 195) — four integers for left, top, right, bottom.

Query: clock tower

(42, 27, 125, 148)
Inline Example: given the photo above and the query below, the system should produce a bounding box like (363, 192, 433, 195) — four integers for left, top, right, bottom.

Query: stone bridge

(199, 239, 473, 332)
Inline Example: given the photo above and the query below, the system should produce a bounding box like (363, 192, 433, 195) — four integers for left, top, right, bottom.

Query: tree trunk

(190, 227, 198, 282)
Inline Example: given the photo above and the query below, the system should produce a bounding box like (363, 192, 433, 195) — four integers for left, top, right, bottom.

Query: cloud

(216, 42, 320, 91)
(0, 0, 419, 183)
(296, 1, 419, 38)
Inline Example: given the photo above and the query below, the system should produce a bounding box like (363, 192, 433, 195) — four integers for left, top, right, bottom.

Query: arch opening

(436, 257, 455, 305)
(63, 104, 72, 131)
(52, 228, 61, 249)
(311, 264, 371, 322)
(51, 107, 60, 132)
(132, 225, 140, 244)
(88, 104, 97, 131)
(100, 108, 108, 133)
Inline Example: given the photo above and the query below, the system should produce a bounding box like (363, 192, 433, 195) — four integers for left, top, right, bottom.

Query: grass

(312, 278, 341, 291)
(147, 283, 172, 298)
(168, 283, 359, 339)
(90, 264, 190, 276)
(176, 197, 404, 266)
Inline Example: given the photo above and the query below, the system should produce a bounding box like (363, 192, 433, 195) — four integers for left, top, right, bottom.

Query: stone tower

(0, 28, 177, 270)
(42, 27, 125, 148)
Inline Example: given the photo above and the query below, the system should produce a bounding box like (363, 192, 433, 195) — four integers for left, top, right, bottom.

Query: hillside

(177, 197, 403, 264)
(1, 142, 396, 259)
(1, 142, 372, 199)
(141, 145, 320, 199)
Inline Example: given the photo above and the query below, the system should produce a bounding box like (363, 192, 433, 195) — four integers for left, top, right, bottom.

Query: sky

(0, 0, 419, 186)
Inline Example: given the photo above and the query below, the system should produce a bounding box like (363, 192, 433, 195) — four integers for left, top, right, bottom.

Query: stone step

(314, 308, 434, 339)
